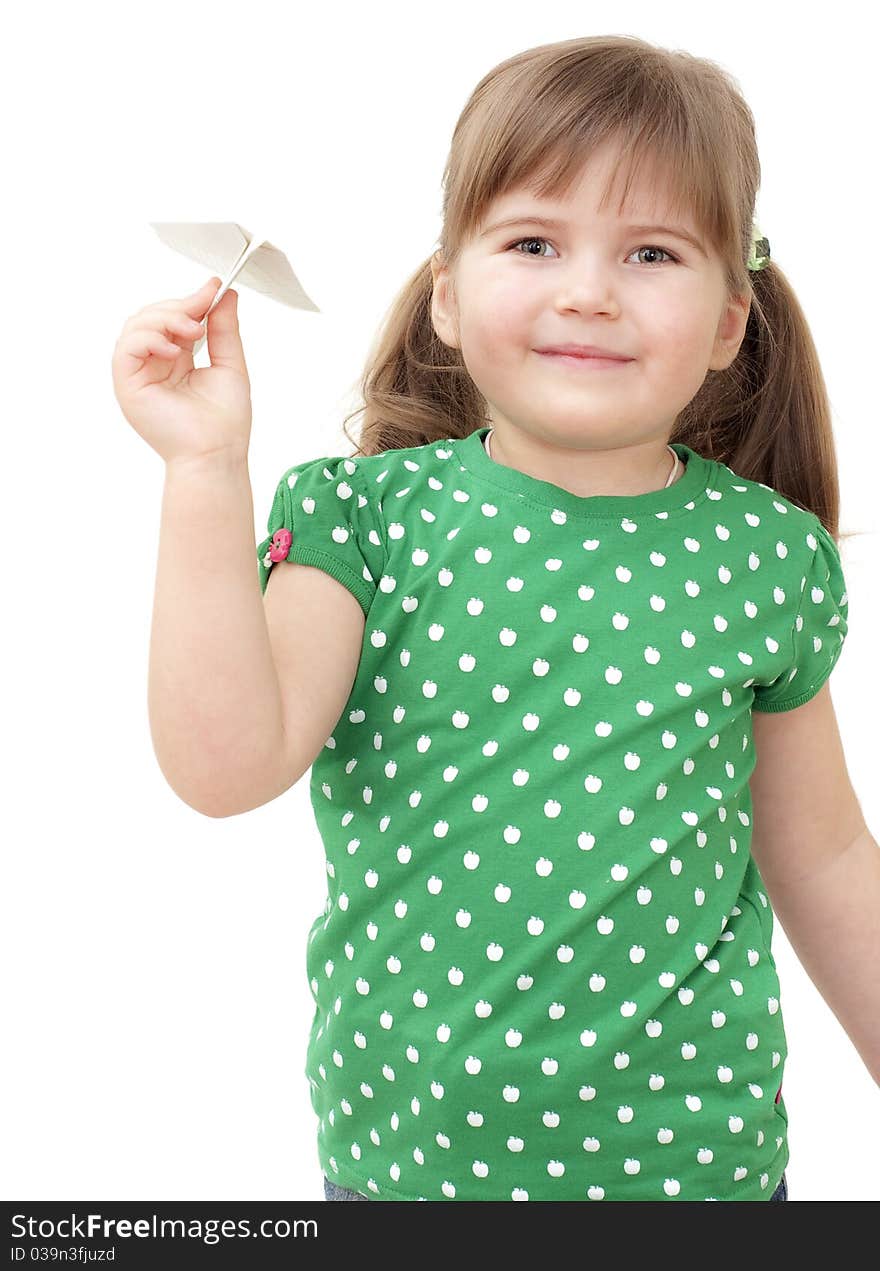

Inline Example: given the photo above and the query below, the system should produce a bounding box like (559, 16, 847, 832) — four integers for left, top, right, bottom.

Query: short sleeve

(256, 454, 386, 616)
(752, 519, 849, 713)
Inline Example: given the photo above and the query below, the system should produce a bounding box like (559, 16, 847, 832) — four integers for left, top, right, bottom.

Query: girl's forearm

(766, 827, 880, 1085)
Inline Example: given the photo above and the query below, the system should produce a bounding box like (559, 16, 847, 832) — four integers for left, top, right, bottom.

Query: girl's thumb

(202, 288, 246, 373)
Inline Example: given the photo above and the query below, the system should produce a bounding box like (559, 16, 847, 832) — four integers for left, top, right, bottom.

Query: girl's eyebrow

(481, 214, 707, 258)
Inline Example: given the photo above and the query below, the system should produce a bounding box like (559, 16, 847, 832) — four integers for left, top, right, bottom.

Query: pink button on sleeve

(269, 527, 293, 563)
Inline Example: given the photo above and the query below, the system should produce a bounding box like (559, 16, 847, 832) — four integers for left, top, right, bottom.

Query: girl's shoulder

(345, 434, 464, 494)
(710, 455, 826, 541)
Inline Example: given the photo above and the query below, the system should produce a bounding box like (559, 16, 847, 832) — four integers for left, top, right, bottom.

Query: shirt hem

(321, 1156, 790, 1201)
(285, 545, 375, 617)
(322, 1164, 424, 1201)
(752, 676, 829, 712)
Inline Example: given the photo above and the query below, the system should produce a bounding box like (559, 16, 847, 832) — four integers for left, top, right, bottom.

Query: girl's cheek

(482, 297, 532, 347)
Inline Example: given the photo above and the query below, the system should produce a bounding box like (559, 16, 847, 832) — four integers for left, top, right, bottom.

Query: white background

(4, 0, 878, 1203)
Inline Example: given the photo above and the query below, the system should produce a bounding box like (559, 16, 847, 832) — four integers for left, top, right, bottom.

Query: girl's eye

(506, 237, 679, 266)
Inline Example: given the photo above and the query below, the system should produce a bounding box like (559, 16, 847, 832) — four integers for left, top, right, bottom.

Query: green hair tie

(748, 221, 771, 272)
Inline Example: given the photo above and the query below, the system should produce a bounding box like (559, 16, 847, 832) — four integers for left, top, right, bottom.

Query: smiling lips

(536, 343, 633, 360)
(537, 347, 634, 369)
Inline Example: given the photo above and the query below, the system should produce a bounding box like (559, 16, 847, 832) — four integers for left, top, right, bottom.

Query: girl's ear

(430, 254, 460, 351)
(709, 291, 752, 372)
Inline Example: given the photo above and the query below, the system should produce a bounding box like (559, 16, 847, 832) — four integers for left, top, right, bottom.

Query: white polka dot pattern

(256, 430, 848, 1200)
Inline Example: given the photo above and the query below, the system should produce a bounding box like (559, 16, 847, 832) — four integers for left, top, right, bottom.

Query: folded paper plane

(149, 222, 320, 354)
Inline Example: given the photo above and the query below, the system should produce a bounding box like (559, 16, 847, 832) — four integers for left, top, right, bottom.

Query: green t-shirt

(257, 428, 848, 1201)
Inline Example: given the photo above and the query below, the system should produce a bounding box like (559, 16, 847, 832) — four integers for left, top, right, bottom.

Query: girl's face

(431, 145, 751, 455)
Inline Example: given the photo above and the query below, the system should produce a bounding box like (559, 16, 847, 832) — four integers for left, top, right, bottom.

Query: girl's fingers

(117, 328, 183, 370)
(126, 278, 222, 327)
(116, 279, 220, 371)
(125, 309, 205, 342)
(162, 311, 205, 337)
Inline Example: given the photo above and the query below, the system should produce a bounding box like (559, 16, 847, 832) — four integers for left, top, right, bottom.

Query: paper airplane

(149, 222, 320, 354)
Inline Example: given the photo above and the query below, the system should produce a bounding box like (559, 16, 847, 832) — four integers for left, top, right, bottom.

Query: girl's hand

(111, 277, 253, 468)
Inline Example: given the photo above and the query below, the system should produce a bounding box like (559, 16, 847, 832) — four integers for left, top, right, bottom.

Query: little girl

(112, 36, 877, 1203)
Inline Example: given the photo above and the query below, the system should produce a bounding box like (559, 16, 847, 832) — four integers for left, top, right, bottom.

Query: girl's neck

(482, 428, 683, 492)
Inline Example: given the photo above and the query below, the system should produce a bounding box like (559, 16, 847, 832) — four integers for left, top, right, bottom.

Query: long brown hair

(341, 35, 857, 545)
